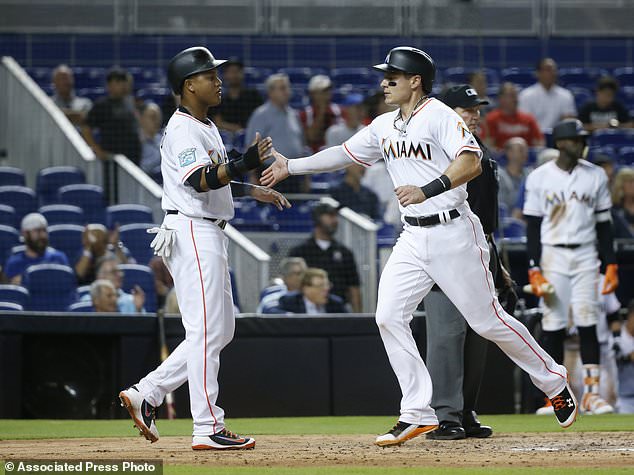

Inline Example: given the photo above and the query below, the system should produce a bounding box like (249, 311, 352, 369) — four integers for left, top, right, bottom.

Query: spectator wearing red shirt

(299, 75, 342, 153)
(484, 82, 544, 151)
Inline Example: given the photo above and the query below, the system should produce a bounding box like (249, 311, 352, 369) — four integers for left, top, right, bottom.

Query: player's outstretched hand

(395, 185, 426, 206)
(251, 132, 273, 162)
(261, 148, 290, 188)
(251, 184, 291, 211)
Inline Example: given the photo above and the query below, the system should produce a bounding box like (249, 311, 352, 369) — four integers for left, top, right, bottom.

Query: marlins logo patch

(178, 148, 197, 167)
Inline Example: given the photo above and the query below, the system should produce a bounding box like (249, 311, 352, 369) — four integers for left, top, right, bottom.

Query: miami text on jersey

(381, 138, 432, 162)
(544, 190, 595, 209)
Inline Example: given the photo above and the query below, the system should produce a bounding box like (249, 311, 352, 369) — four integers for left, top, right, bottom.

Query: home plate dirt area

(1, 432, 633, 469)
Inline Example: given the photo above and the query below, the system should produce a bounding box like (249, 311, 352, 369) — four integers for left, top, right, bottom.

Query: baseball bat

(157, 307, 176, 419)
(522, 283, 555, 296)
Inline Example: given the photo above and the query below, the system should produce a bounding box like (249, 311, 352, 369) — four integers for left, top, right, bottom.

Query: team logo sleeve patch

(178, 148, 197, 167)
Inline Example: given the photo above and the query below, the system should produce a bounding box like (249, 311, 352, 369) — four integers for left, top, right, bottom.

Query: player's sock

(541, 329, 566, 364)
(577, 324, 600, 365)
(582, 364, 600, 395)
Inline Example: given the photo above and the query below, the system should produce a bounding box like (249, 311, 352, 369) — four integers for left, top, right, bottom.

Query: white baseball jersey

(523, 159, 611, 245)
(160, 108, 234, 221)
(342, 98, 482, 216)
(597, 275, 621, 344)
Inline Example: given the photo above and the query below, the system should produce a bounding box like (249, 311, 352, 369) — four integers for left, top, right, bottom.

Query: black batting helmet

(373, 46, 436, 93)
(167, 46, 227, 94)
(552, 119, 589, 143)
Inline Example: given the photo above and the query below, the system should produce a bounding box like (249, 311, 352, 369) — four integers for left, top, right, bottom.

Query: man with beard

(4, 213, 69, 285)
(288, 203, 361, 312)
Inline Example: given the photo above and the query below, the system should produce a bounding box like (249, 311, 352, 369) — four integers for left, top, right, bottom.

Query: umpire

(423, 85, 518, 440)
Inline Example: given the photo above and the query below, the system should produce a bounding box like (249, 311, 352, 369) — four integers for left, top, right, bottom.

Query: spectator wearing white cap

(300, 75, 342, 153)
(4, 213, 69, 285)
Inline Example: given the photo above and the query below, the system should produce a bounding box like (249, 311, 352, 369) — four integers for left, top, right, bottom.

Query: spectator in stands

(300, 75, 342, 153)
(498, 137, 532, 214)
(594, 153, 617, 189)
(90, 279, 118, 313)
(257, 257, 307, 314)
(467, 70, 494, 116)
(611, 167, 634, 238)
(209, 58, 263, 133)
(330, 164, 381, 220)
(289, 203, 361, 312)
(518, 58, 577, 132)
(617, 300, 634, 413)
(139, 102, 163, 183)
(82, 67, 141, 165)
(84, 256, 145, 313)
(245, 73, 308, 193)
(485, 82, 544, 150)
(149, 256, 174, 309)
(4, 213, 69, 285)
(51, 64, 92, 126)
(75, 224, 129, 285)
(579, 76, 632, 132)
(278, 268, 347, 315)
(325, 93, 366, 147)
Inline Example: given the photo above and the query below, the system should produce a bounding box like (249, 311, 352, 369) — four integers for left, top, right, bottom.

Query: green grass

(0, 414, 632, 440)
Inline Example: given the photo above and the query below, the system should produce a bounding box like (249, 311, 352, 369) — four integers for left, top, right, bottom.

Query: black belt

(405, 209, 460, 227)
(553, 243, 582, 249)
(166, 210, 227, 230)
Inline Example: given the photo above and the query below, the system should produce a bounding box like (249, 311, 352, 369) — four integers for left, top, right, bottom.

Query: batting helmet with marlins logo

(167, 46, 227, 94)
(373, 46, 436, 94)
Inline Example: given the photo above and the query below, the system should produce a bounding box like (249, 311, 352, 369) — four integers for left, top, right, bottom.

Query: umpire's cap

(373, 46, 436, 93)
(167, 46, 227, 94)
(552, 118, 589, 143)
(439, 85, 490, 109)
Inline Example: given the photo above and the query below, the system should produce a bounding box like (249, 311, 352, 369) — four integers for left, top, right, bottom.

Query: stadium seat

(47, 224, 84, 266)
(502, 218, 527, 238)
(500, 68, 535, 88)
(278, 67, 316, 86)
(559, 68, 608, 89)
(618, 146, 634, 166)
(36, 166, 86, 206)
(117, 264, 157, 312)
(269, 204, 313, 232)
(243, 67, 272, 86)
(231, 201, 274, 231)
(0, 284, 29, 308)
(569, 87, 592, 111)
(58, 184, 106, 225)
(39, 204, 85, 226)
(118, 223, 156, 265)
(0, 302, 23, 311)
(331, 68, 375, 87)
(68, 301, 94, 312)
(23, 263, 76, 311)
(136, 87, 171, 105)
(0, 166, 26, 186)
(107, 204, 154, 229)
(591, 129, 634, 149)
(377, 222, 397, 248)
(77, 87, 105, 101)
(75, 285, 92, 300)
(614, 67, 634, 87)
(0, 186, 38, 222)
(0, 204, 17, 228)
(0, 224, 20, 266)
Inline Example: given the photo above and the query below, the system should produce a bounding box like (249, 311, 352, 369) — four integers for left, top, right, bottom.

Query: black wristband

(420, 174, 451, 199)
(226, 159, 248, 179)
(243, 143, 261, 169)
(203, 165, 225, 190)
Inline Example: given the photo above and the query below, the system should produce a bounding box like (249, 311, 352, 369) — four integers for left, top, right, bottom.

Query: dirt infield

(1, 432, 633, 468)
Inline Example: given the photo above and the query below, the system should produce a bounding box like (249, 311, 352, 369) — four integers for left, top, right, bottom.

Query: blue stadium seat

(278, 67, 315, 86)
(0, 186, 37, 222)
(502, 218, 527, 238)
(137, 87, 171, 105)
(331, 68, 374, 87)
(500, 68, 535, 88)
(269, 204, 313, 232)
(36, 166, 86, 206)
(118, 264, 157, 312)
(107, 204, 154, 229)
(0, 204, 17, 228)
(0, 166, 26, 186)
(614, 67, 634, 87)
(569, 87, 593, 111)
(0, 284, 29, 308)
(559, 68, 608, 89)
(229, 268, 240, 311)
(119, 223, 156, 265)
(591, 129, 634, 149)
(0, 225, 19, 267)
(68, 301, 94, 312)
(0, 302, 23, 311)
(23, 263, 76, 311)
(39, 204, 85, 226)
(231, 202, 274, 231)
(58, 184, 106, 224)
(77, 87, 106, 101)
(47, 224, 84, 266)
(243, 67, 272, 86)
(75, 285, 92, 301)
(377, 222, 397, 248)
(618, 146, 634, 166)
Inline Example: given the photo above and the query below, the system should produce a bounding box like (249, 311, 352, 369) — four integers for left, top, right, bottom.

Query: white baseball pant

(136, 213, 235, 436)
(376, 207, 568, 425)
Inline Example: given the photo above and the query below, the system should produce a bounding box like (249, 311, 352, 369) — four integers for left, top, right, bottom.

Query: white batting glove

(147, 225, 176, 258)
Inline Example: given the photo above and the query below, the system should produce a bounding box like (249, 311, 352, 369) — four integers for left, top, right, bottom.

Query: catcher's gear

(167, 46, 227, 94)
(601, 263, 619, 294)
(373, 46, 436, 93)
(148, 225, 176, 258)
(528, 267, 553, 297)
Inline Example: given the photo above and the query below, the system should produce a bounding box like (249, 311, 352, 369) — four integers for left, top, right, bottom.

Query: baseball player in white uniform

(262, 47, 577, 446)
(118, 46, 289, 450)
(524, 118, 618, 415)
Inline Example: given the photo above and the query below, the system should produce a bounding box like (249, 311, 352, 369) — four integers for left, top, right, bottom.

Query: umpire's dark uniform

(423, 85, 516, 440)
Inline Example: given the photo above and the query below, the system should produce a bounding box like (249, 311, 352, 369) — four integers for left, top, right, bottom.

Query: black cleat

(550, 383, 578, 428)
(426, 422, 466, 440)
